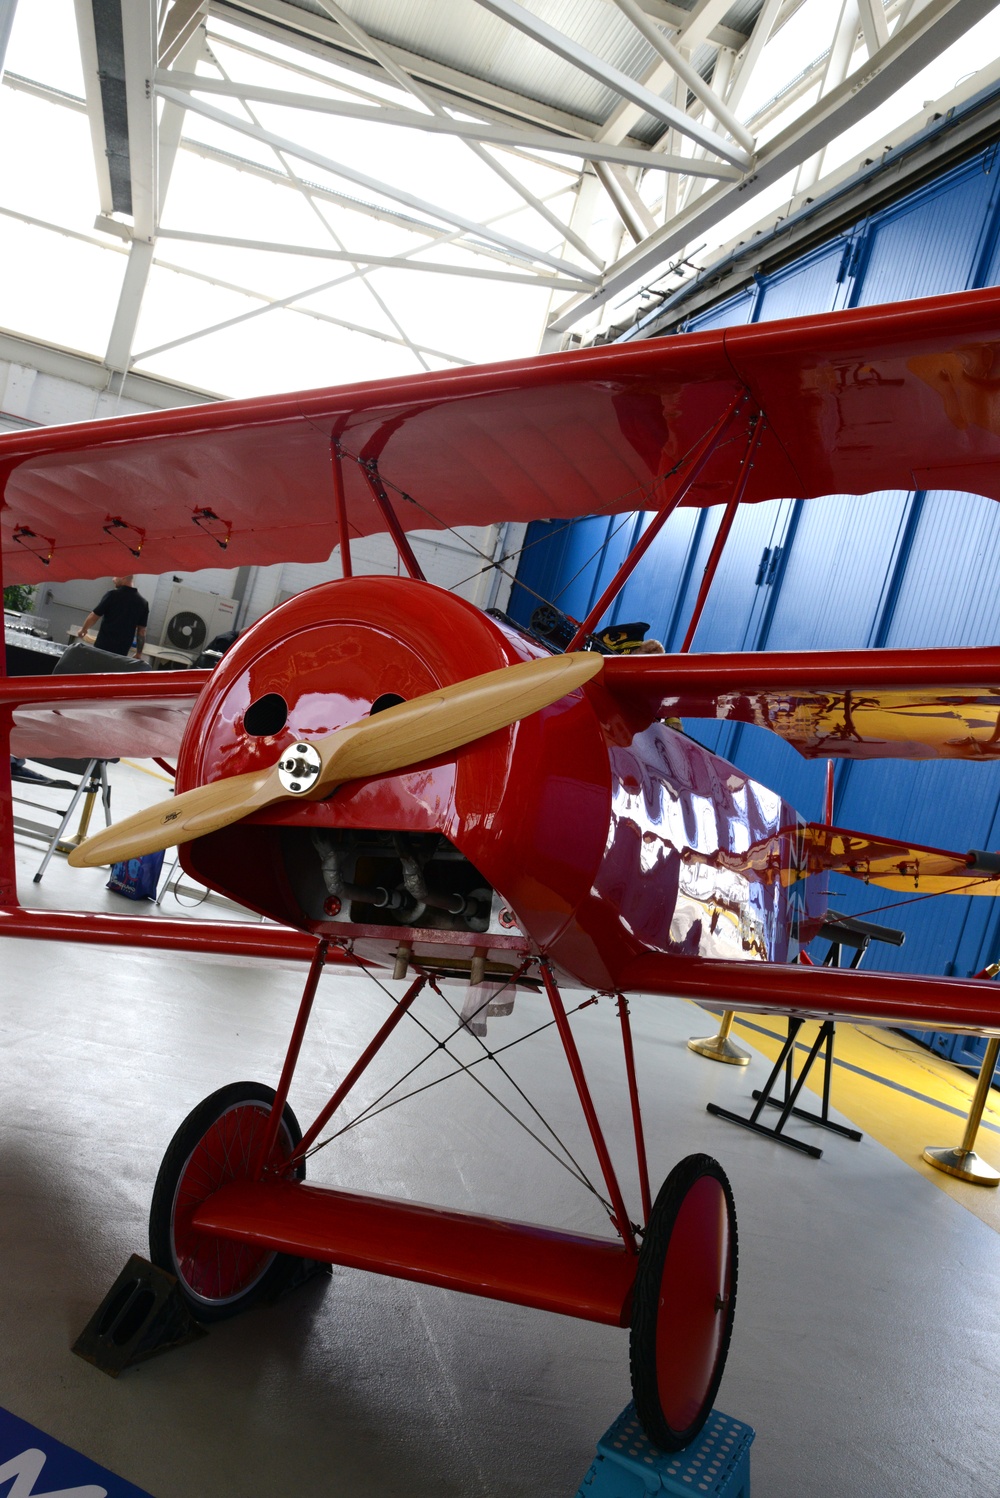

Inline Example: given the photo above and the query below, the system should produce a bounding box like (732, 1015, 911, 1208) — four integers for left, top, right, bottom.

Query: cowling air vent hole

(243, 693, 289, 737)
(370, 693, 406, 716)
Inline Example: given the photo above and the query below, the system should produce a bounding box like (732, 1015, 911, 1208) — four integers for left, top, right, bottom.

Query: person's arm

(133, 625, 146, 659)
(78, 610, 99, 640)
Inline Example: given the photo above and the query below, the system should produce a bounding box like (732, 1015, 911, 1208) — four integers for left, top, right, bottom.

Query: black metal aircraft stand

(706, 912, 904, 1159)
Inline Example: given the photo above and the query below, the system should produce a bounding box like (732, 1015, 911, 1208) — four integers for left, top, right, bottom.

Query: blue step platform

(576, 1403, 754, 1497)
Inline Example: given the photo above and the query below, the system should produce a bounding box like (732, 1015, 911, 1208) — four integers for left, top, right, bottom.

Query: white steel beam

(214, 0, 605, 140)
(794, 0, 861, 195)
(470, 0, 752, 168)
(307, 0, 601, 270)
(594, 163, 657, 242)
(678, 0, 742, 51)
(156, 72, 739, 178)
(104, 21, 205, 374)
(5, 68, 587, 260)
(596, 0, 746, 148)
(593, 0, 747, 51)
(132, 288, 472, 366)
(550, 0, 998, 331)
(156, 25, 206, 219)
(204, 27, 578, 176)
(168, 143, 532, 261)
(153, 228, 592, 289)
(121, 0, 157, 242)
(158, 0, 207, 66)
(0, 0, 17, 78)
(104, 239, 156, 372)
(72, 0, 115, 214)
(157, 86, 601, 282)
(725, 0, 784, 114)
(610, 0, 756, 153)
(858, 0, 891, 54)
(203, 36, 433, 372)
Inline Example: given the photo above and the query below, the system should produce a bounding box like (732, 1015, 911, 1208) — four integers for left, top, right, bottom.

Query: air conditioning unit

(159, 586, 238, 658)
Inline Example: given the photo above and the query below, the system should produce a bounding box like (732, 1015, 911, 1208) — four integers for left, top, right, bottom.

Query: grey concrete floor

(3, 763, 1000, 1497)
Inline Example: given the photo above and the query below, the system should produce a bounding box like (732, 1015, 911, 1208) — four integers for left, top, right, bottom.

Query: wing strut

(679, 413, 764, 653)
(359, 457, 426, 581)
(566, 393, 753, 650)
(331, 441, 353, 578)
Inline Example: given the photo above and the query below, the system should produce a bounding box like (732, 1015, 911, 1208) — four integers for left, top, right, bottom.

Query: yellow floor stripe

(121, 759, 173, 783)
(714, 1012, 1000, 1234)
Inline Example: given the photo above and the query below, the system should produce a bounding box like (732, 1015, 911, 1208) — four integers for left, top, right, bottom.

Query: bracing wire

(304, 950, 612, 1212)
(338, 421, 747, 625)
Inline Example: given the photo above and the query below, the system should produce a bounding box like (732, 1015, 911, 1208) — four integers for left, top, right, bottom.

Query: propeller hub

(277, 742, 322, 794)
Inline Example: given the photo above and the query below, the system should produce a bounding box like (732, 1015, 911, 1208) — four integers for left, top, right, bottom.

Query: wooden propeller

(68, 651, 603, 869)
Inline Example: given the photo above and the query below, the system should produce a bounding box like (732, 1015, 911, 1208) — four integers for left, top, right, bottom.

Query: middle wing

(5, 672, 207, 762)
(604, 646, 1000, 761)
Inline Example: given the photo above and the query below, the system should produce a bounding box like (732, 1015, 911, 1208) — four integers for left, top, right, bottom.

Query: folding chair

(12, 639, 151, 883)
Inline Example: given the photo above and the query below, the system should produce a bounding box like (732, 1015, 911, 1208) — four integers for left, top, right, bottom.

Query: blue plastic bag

(106, 850, 165, 901)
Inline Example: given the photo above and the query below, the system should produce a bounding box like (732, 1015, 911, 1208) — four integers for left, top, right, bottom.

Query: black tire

(630, 1153, 738, 1451)
(149, 1081, 305, 1324)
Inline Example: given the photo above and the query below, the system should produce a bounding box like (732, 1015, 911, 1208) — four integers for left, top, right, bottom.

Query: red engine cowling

(177, 576, 616, 982)
(176, 575, 822, 989)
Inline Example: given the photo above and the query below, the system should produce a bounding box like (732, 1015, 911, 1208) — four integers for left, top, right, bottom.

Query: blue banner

(0, 1406, 155, 1497)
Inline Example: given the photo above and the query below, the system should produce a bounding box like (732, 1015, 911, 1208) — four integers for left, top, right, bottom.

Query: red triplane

(5, 286, 1000, 1449)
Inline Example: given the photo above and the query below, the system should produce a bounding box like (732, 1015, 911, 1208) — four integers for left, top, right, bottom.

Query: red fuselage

(178, 577, 826, 989)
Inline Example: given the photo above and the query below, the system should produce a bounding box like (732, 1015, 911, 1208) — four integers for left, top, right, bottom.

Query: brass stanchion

(923, 1035, 1000, 1186)
(688, 1010, 751, 1066)
(57, 776, 99, 852)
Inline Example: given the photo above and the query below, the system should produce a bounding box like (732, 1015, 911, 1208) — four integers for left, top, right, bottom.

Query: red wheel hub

(172, 1102, 294, 1303)
(654, 1174, 733, 1431)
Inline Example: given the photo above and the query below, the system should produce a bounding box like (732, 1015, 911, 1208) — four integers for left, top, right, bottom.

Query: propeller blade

(68, 651, 602, 869)
(66, 765, 284, 868)
(311, 650, 603, 790)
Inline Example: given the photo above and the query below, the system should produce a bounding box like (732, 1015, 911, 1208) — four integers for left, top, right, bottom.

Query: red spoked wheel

(149, 1081, 305, 1323)
(630, 1154, 738, 1451)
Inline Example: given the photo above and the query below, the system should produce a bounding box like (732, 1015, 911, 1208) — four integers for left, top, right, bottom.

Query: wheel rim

(654, 1174, 733, 1434)
(170, 1101, 294, 1308)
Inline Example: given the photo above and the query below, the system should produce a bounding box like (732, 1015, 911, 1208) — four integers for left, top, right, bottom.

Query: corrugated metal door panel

(953, 1033, 989, 1069)
(754, 242, 848, 322)
(546, 514, 614, 622)
(505, 519, 568, 625)
(819, 755, 1000, 974)
(684, 498, 795, 652)
(759, 491, 912, 650)
(605, 506, 705, 642)
(975, 188, 1000, 286)
(682, 287, 756, 330)
(878, 490, 1000, 648)
(853, 164, 998, 305)
(585, 513, 646, 626)
(662, 508, 724, 650)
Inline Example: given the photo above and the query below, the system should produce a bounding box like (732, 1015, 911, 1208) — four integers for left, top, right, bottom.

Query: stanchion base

(687, 1034, 751, 1066)
(922, 1146, 1000, 1186)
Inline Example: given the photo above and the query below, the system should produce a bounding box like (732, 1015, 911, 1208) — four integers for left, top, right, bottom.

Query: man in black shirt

(80, 575, 149, 659)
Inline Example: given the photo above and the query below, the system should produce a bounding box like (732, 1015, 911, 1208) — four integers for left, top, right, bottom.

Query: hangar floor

(3, 762, 1000, 1498)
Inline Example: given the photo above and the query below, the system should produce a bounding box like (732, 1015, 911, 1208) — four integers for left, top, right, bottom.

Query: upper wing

(5, 284, 1000, 583)
(604, 646, 1000, 761)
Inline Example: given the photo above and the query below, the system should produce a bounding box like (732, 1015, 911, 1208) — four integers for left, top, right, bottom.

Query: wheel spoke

(151, 1086, 303, 1317)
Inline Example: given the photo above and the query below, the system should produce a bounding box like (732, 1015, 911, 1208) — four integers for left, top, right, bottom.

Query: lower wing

(621, 951, 1000, 1033)
(604, 646, 1000, 761)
